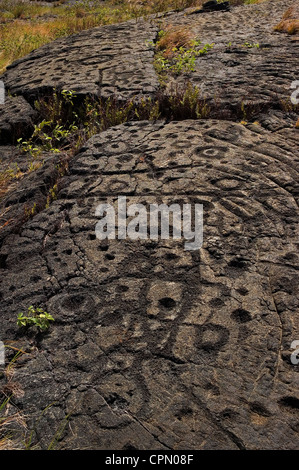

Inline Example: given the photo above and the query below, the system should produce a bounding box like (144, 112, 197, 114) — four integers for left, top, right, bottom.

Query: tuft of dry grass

(156, 25, 194, 58)
(0, 163, 23, 199)
(274, 4, 299, 35)
(0, 345, 29, 449)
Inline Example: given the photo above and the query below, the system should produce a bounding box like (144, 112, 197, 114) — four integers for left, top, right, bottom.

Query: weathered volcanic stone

(163, 0, 299, 109)
(0, 119, 298, 450)
(0, 96, 37, 144)
(1, 19, 159, 102)
(0, 0, 297, 142)
(0, 0, 298, 452)
(201, 0, 230, 12)
(0, 153, 63, 244)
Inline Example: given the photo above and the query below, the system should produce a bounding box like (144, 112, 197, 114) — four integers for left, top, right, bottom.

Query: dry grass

(0, 0, 204, 74)
(156, 25, 194, 58)
(0, 345, 29, 450)
(0, 0, 269, 73)
(0, 21, 57, 72)
(0, 13, 122, 72)
(274, 4, 299, 35)
(0, 163, 23, 199)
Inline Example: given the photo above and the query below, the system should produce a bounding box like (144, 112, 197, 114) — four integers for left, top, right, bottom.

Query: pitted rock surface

(0, 0, 299, 452)
(163, 0, 299, 108)
(0, 119, 298, 449)
(1, 19, 159, 102)
(1, 0, 298, 109)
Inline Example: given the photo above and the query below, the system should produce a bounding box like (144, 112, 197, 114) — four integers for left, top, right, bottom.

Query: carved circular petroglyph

(0, 0, 298, 450)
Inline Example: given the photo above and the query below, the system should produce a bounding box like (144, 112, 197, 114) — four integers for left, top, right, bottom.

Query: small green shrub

(17, 306, 54, 332)
(241, 41, 259, 48)
(154, 28, 214, 80)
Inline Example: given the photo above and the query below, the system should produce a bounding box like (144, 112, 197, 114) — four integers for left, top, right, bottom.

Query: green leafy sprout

(17, 306, 54, 332)
(153, 30, 214, 80)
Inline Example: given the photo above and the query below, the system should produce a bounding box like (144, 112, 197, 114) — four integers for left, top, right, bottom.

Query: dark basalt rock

(0, 153, 62, 244)
(202, 1, 231, 12)
(0, 118, 298, 450)
(1, 19, 159, 103)
(0, 0, 298, 452)
(0, 96, 37, 144)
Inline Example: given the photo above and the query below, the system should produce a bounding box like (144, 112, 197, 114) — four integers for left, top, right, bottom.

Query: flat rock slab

(0, 120, 298, 449)
(164, 0, 299, 108)
(1, 19, 159, 102)
(1, 0, 298, 111)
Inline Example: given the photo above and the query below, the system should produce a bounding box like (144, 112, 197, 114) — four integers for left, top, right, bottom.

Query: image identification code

(105, 454, 194, 466)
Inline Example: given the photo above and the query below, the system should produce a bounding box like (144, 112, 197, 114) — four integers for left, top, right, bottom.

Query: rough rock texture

(0, 0, 298, 451)
(274, 2, 299, 34)
(164, 0, 299, 109)
(1, 0, 297, 109)
(1, 19, 159, 102)
(0, 96, 37, 144)
(0, 152, 62, 244)
(1, 119, 298, 450)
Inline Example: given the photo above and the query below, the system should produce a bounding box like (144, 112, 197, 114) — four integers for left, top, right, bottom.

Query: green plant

(171, 41, 214, 74)
(17, 138, 41, 157)
(154, 28, 214, 79)
(17, 306, 54, 332)
(34, 88, 77, 122)
(45, 183, 58, 209)
(18, 90, 79, 157)
(241, 41, 259, 48)
(22, 402, 71, 450)
(24, 203, 37, 220)
(158, 81, 211, 120)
